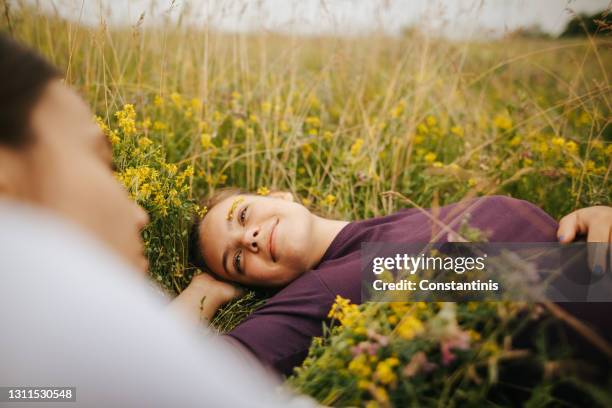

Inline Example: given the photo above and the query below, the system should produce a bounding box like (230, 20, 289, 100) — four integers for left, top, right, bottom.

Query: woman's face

(198, 193, 319, 286)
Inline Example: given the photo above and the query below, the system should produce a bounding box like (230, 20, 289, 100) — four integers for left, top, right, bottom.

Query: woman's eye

(239, 206, 248, 225)
(233, 250, 243, 274)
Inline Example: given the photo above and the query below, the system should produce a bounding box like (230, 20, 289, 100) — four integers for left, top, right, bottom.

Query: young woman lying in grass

(172, 188, 612, 376)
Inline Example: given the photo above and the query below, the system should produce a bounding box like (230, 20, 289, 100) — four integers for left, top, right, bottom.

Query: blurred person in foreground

(0, 34, 315, 407)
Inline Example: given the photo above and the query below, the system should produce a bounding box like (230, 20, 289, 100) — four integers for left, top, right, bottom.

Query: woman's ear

(268, 191, 294, 202)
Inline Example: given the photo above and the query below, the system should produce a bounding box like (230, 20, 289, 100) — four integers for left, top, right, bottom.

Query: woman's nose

(242, 226, 260, 252)
(134, 203, 150, 230)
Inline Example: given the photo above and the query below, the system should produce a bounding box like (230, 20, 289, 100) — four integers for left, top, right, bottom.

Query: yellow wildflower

(190, 98, 202, 110)
(256, 186, 270, 196)
(468, 329, 481, 341)
(551, 136, 565, 147)
(374, 361, 396, 384)
(509, 135, 522, 147)
(234, 118, 245, 129)
(305, 116, 321, 128)
(153, 121, 167, 131)
(138, 137, 153, 148)
(226, 196, 245, 221)
(115, 104, 137, 135)
(165, 163, 178, 176)
(390, 101, 405, 118)
(374, 357, 399, 385)
(168, 188, 180, 206)
(565, 140, 578, 153)
(139, 183, 152, 200)
(107, 130, 120, 145)
(201, 133, 213, 149)
(493, 114, 512, 131)
(395, 315, 424, 340)
(426, 115, 437, 127)
(328, 295, 350, 319)
(451, 126, 464, 137)
(348, 354, 371, 377)
(535, 141, 548, 154)
(301, 143, 313, 159)
(351, 138, 364, 157)
(577, 111, 590, 125)
(585, 160, 596, 173)
(358, 380, 372, 390)
(371, 386, 389, 404)
(153, 95, 164, 107)
(261, 101, 272, 114)
(324, 194, 337, 207)
(170, 92, 182, 107)
(424, 152, 437, 163)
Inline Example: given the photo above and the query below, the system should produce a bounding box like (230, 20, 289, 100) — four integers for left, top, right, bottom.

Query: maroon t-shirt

(225, 195, 559, 376)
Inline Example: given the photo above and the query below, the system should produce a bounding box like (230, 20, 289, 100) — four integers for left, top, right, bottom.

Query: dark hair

(0, 33, 61, 148)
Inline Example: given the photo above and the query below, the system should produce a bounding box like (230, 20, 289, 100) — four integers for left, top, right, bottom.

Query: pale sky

(36, 0, 611, 39)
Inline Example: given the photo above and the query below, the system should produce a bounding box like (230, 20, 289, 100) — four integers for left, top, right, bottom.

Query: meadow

(3, 3, 611, 406)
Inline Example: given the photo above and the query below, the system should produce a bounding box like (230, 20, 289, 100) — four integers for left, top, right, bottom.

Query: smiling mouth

(269, 218, 279, 262)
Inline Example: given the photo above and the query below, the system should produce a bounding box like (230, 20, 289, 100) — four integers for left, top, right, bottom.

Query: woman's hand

(188, 273, 244, 306)
(168, 273, 244, 326)
(557, 206, 612, 274)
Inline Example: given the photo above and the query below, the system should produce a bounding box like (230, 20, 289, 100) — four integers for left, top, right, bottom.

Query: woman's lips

(269, 218, 279, 262)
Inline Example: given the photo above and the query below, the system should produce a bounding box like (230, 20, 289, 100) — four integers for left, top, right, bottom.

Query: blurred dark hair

(0, 33, 61, 148)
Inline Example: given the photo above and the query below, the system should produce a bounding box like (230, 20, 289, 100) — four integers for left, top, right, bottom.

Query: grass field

(3, 2, 611, 406)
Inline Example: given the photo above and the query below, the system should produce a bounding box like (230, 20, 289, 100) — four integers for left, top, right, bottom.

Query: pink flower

(367, 329, 389, 346)
(440, 330, 470, 366)
(403, 351, 437, 378)
(351, 341, 380, 357)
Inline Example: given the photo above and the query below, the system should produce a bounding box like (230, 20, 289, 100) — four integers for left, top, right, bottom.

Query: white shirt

(0, 200, 314, 408)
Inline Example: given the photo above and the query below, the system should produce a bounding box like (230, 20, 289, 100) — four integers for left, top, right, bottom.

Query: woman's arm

(167, 273, 243, 326)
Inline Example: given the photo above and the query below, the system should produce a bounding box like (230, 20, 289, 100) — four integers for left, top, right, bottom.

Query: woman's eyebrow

(226, 196, 244, 221)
